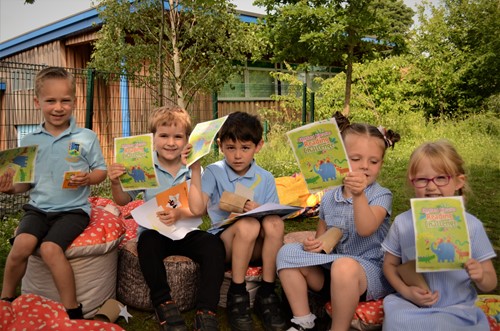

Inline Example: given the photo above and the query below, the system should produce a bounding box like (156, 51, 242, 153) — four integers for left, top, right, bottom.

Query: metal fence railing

(0, 61, 289, 218)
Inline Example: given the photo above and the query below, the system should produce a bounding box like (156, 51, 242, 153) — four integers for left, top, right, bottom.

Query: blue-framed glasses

(411, 175, 451, 188)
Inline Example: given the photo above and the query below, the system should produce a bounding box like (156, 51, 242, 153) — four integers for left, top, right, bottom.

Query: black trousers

(137, 229, 226, 311)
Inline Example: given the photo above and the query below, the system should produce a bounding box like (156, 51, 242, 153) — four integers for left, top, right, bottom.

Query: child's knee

(39, 241, 65, 260)
(262, 216, 285, 236)
(331, 258, 363, 280)
(233, 218, 261, 237)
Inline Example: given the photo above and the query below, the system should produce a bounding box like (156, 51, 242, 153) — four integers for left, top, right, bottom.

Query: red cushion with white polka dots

(87, 197, 143, 247)
(325, 299, 385, 328)
(224, 266, 263, 282)
(1, 294, 125, 331)
(64, 204, 125, 259)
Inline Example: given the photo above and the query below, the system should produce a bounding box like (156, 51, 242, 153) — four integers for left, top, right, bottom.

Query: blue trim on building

(0, 9, 102, 59)
(120, 73, 131, 137)
(0, 6, 259, 59)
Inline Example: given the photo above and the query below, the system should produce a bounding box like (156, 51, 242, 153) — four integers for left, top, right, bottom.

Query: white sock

(290, 313, 316, 329)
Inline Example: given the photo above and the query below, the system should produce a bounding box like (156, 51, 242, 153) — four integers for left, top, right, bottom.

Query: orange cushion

(2, 294, 125, 330)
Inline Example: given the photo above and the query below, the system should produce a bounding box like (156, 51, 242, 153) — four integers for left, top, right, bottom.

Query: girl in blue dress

(277, 113, 400, 331)
(381, 140, 497, 331)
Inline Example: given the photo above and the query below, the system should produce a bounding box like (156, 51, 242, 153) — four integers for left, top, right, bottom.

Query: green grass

(0, 112, 498, 330)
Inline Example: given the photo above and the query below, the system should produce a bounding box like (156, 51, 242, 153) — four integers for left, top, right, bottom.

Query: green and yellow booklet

(186, 116, 228, 167)
(412, 196, 471, 272)
(0, 145, 38, 183)
(286, 118, 350, 193)
(114, 134, 159, 191)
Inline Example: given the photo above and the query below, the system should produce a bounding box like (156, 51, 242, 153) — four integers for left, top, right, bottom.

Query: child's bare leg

(220, 217, 260, 282)
(279, 266, 324, 316)
(330, 257, 367, 331)
(259, 215, 284, 282)
(39, 242, 78, 309)
(1, 233, 38, 298)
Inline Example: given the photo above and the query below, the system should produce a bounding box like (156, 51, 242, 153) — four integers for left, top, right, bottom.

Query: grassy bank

(0, 112, 498, 330)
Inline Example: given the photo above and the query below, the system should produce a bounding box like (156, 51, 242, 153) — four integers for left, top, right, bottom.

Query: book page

(0, 145, 38, 183)
(186, 116, 228, 167)
(287, 119, 351, 193)
(130, 181, 202, 240)
(114, 134, 159, 191)
(211, 203, 302, 229)
(412, 196, 471, 272)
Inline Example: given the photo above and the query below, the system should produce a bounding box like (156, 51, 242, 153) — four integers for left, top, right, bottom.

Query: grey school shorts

(12, 204, 90, 251)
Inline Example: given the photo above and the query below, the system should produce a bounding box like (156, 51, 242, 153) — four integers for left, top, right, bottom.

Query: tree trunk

(169, 0, 186, 109)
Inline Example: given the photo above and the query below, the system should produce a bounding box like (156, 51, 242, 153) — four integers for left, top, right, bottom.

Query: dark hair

(218, 111, 263, 145)
(333, 111, 401, 156)
(35, 67, 76, 98)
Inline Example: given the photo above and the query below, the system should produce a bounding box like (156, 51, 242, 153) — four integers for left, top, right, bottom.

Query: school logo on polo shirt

(66, 141, 82, 162)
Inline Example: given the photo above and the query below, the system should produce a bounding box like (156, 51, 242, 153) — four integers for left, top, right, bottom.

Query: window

(11, 70, 35, 92)
(218, 62, 340, 100)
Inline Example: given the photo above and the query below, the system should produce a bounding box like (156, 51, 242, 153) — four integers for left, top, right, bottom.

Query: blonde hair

(148, 105, 192, 136)
(408, 140, 470, 197)
(35, 67, 76, 98)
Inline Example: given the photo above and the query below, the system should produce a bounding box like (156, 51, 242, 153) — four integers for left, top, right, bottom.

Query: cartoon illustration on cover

(0, 145, 38, 183)
(412, 196, 471, 272)
(186, 116, 228, 167)
(114, 134, 159, 191)
(287, 118, 350, 192)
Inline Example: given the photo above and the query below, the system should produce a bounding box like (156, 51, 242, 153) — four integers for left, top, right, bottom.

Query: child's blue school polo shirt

(201, 159, 279, 231)
(128, 152, 190, 236)
(21, 117, 106, 215)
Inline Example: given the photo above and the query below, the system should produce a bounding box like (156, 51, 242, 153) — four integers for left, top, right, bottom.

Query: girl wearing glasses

(381, 140, 497, 331)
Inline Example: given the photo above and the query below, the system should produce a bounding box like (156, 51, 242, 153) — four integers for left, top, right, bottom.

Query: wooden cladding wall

(1, 62, 279, 163)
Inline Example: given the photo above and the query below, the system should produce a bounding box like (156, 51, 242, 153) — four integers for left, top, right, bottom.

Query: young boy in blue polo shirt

(0, 67, 107, 319)
(189, 111, 286, 331)
(108, 106, 225, 331)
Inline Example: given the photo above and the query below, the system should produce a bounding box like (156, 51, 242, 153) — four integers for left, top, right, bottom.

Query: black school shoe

(287, 321, 317, 331)
(66, 303, 84, 320)
(253, 290, 287, 331)
(194, 309, 219, 331)
(154, 300, 188, 331)
(226, 291, 253, 331)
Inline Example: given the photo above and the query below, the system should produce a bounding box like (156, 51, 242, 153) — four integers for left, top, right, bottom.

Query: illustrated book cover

(186, 116, 229, 167)
(286, 118, 351, 193)
(130, 181, 202, 240)
(114, 134, 159, 191)
(0, 145, 38, 183)
(212, 203, 302, 229)
(412, 196, 471, 272)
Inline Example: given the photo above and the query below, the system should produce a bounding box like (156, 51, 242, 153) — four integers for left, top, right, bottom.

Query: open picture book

(211, 203, 302, 229)
(130, 181, 202, 240)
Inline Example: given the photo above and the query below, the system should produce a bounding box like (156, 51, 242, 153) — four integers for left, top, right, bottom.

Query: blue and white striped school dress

(277, 182, 394, 301)
(381, 209, 496, 331)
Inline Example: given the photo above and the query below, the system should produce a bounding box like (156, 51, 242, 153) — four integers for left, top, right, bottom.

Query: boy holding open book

(109, 106, 225, 331)
(189, 111, 287, 331)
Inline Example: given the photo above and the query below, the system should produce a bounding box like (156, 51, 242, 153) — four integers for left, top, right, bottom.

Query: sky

(0, 0, 427, 44)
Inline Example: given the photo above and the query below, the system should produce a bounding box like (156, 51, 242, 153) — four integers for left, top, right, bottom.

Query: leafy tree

(411, 0, 500, 117)
(90, 0, 259, 109)
(254, 0, 414, 115)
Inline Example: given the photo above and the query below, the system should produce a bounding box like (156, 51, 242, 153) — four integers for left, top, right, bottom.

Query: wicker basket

(116, 239, 200, 312)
